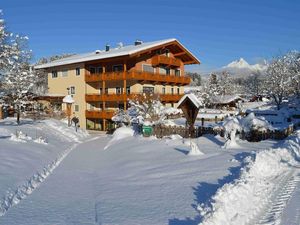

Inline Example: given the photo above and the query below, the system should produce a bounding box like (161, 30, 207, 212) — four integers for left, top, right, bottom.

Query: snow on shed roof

(34, 38, 200, 69)
(177, 93, 202, 109)
(63, 95, 75, 104)
(211, 95, 245, 104)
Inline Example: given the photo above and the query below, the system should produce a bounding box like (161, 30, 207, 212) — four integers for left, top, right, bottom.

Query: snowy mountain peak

(226, 58, 251, 69)
(223, 58, 267, 72)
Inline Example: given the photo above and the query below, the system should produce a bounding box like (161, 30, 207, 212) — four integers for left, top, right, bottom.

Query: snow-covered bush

(112, 94, 180, 127)
(241, 113, 271, 132)
(222, 117, 242, 149)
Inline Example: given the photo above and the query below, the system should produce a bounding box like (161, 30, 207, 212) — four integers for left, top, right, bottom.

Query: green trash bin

(142, 125, 153, 137)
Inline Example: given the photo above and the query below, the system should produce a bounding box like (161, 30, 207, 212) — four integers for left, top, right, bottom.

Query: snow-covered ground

(0, 118, 89, 216)
(0, 118, 300, 224)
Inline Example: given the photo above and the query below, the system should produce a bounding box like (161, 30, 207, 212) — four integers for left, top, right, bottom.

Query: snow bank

(198, 133, 300, 225)
(0, 128, 11, 138)
(188, 141, 204, 156)
(10, 131, 32, 143)
(43, 119, 89, 142)
(104, 126, 134, 150)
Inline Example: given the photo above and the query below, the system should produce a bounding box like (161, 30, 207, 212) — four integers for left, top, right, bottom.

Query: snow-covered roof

(177, 93, 202, 108)
(35, 38, 200, 69)
(211, 95, 245, 104)
(63, 95, 75, 103)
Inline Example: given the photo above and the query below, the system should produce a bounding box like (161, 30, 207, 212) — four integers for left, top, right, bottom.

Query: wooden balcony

(152, 55, 181, 67)
(85, 93, 184, 103)
(85, 71, 190, 86)
(85, 110, 115, 119)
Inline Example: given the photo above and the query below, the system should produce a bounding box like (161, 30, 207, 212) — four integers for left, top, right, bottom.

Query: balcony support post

(123, 62, 127, 110)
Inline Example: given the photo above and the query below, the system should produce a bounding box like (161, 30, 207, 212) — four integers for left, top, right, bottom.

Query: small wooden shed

(177, 94, 201, 137)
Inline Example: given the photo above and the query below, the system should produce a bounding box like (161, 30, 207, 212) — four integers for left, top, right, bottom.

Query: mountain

(224, 58, 267, 71)
(219, 58, 267, 77)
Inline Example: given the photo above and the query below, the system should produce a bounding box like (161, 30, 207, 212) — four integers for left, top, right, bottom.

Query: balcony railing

(85, 110, 115, 119)
(152, 55, 181, 67)
(85, 70, 190, 85)
(85, 93, 184, 103)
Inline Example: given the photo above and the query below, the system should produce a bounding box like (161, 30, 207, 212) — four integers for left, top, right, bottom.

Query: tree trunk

(17, 105, 20, 125)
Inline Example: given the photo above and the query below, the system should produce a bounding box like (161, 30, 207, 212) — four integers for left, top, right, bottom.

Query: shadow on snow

(168, 151, 255, 225)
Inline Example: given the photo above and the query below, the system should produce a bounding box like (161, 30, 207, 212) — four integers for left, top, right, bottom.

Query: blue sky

(1, 0, 299, 73)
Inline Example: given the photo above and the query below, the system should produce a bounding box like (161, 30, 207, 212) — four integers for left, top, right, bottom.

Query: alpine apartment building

(35, 38, 200, 130)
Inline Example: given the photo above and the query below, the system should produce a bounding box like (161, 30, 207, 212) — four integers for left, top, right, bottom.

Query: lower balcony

(85, 93, 184, 103)
(85, 110, 115, 119)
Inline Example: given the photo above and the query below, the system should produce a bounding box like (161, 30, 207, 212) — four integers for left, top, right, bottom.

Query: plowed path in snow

(257, 168, 300, 225)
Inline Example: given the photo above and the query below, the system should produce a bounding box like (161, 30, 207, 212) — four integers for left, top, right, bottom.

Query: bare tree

(245, 70, 265, 97)
(265, 55, 291, 110)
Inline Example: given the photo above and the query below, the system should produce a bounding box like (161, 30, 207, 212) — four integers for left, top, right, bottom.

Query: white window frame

(70, 86, 75, 95)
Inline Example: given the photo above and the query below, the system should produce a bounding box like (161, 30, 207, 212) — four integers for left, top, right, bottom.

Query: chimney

(105, 44, 110, 52)
(134, 40, 143, 46)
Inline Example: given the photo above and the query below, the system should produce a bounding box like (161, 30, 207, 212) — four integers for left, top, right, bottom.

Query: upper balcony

(85, 93, 184, 103)
(151, 55, 181, 67)
(85, 70, 190, 86)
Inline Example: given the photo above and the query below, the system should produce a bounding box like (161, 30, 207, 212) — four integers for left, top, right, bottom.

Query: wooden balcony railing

(85, 70, 190, 86)
(85, 110, 115, 119)
(85, 93, 184, 103)
(152, 55, 181, 67)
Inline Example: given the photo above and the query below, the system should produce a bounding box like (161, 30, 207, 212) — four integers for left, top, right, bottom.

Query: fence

(151, 124, 296, 142)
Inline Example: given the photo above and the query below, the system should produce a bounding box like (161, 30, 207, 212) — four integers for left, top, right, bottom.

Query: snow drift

(104, 126, 134, 150)
(198, 131, 300, 225)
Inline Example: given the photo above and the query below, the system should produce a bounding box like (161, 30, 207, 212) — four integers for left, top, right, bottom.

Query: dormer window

(165, 49, 170, 57)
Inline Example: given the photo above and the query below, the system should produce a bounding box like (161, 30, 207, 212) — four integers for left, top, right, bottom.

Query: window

(177, 87, 180, 94)
(76, 68, 80, 76)
(97, 67, 103, 74)
(165, 49, 170, 57)
(62, 70, 68, 77)
(171, 87, 174, 95)
(166, 68, 170, 75)
(175, 69, 181, 76)
(112, 65, 124, 72)
(126, 86, 130, 94)
(162, 87, 166, 94)
(90, 104, 94, 110)
(105, 88, 108, 94)
(143, 64, 154, 73)
(116, 87, 122, 94)
(99, 88, 102, 95)
(90, 67, 96, 74)
(70, 86, 75, 94)
(74, 105, 79, 112)
(143, 86, 154, 94)
(52, 71, 58, 78)
(159, 67, 166, 75)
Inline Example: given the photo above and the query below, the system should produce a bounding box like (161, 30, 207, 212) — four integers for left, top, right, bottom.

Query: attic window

(165, 49, 170, 57)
